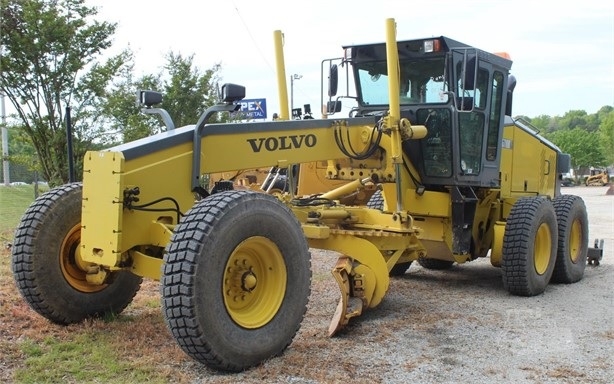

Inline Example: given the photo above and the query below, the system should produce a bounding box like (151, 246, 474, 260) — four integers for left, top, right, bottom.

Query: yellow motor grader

(12, 19, 595, 372)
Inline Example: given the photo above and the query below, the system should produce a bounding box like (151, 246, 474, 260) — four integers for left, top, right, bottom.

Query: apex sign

(239, 98, 267, 119)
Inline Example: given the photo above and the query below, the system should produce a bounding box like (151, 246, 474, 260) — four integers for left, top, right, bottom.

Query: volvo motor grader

(12, 19, 594, 372)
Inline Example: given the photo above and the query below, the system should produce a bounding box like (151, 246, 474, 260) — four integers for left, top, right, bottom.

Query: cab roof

(343, 36, 513, 70)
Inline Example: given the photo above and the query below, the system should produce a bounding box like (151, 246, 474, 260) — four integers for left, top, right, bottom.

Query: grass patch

(15, 333, 165, 384)
(144, 297, 161, 309)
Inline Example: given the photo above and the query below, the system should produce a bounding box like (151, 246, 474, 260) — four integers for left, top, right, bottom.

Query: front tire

(161, 190, 311, 372)
(551, 195, 588, 283)
(11, 183, 142, 324)
(502, 197, 557, 296)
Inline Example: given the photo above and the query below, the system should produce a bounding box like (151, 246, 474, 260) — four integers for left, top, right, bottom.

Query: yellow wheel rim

(223, 236, 287, 329)
(59, 224, 105, 293)
(568, 219, 582, 263)
(533, 222, 552, 275)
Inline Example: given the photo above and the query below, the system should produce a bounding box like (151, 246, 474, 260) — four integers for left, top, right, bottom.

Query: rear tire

(11, 183, 142, 324)
(551, 195, 588, 283)
(161, 190, 311, 372)
(502, 197, 557, 296)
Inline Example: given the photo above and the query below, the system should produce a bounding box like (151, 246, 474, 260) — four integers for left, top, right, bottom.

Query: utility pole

(1, 90, 8, 186)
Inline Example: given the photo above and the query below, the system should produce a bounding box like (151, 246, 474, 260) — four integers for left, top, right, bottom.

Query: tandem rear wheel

(551, 195, 588, 283)
(161, 190, 311, 372)
(501, 195, 588, 296)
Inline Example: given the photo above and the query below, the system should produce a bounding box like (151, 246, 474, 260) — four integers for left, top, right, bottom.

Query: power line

(231, 2, 275, 74)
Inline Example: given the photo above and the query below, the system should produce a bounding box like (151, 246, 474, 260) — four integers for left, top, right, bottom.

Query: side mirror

(221, 83, 246, 103)
(136, 90, 175, 130)
(505, 75, 517, 116)
(138, 90, 163, 108)
(328, 64, 338, 97)
(327, 100, 342, 113)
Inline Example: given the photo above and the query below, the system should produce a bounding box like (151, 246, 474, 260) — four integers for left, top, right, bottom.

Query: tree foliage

(599, 110, 614, 166)
(99, 53, 224, 143)
(1, 0, 130, 185)
(162, 53, 222, 128)
(527, 115, 558, 134)
(99, 73, 163, 143)
(529, 106, 613, 176)
(547, 128, 606, 175)
(1, 1, 224, 185)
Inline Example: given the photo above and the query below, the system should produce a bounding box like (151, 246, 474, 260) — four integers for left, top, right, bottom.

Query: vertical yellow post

(385, 18, 404, 213)
(274, 30, 290, 120)
(385, 18, 402, 164)
(385, 18, 401, 130)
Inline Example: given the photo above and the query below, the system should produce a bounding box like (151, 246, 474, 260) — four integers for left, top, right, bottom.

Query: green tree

(162, 53, 223, 128)
(596, 105, 614, 120)
(0, 0, 132, 185)
(548, 127, 606, 176)
(98, 53, 225, 142)
(556, 110, 600, 132)
(599, 110, 614, 166)
(528, 114, 558, 134)
(99, 73, 163, 143)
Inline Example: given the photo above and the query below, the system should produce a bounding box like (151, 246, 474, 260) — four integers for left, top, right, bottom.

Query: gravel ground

(192, 185, 613, 384)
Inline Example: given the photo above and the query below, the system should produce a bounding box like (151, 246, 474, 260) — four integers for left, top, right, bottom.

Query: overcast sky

(88, 0, 614, 120)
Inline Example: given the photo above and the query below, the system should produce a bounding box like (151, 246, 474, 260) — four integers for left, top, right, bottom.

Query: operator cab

(324, 36, 514, 189)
